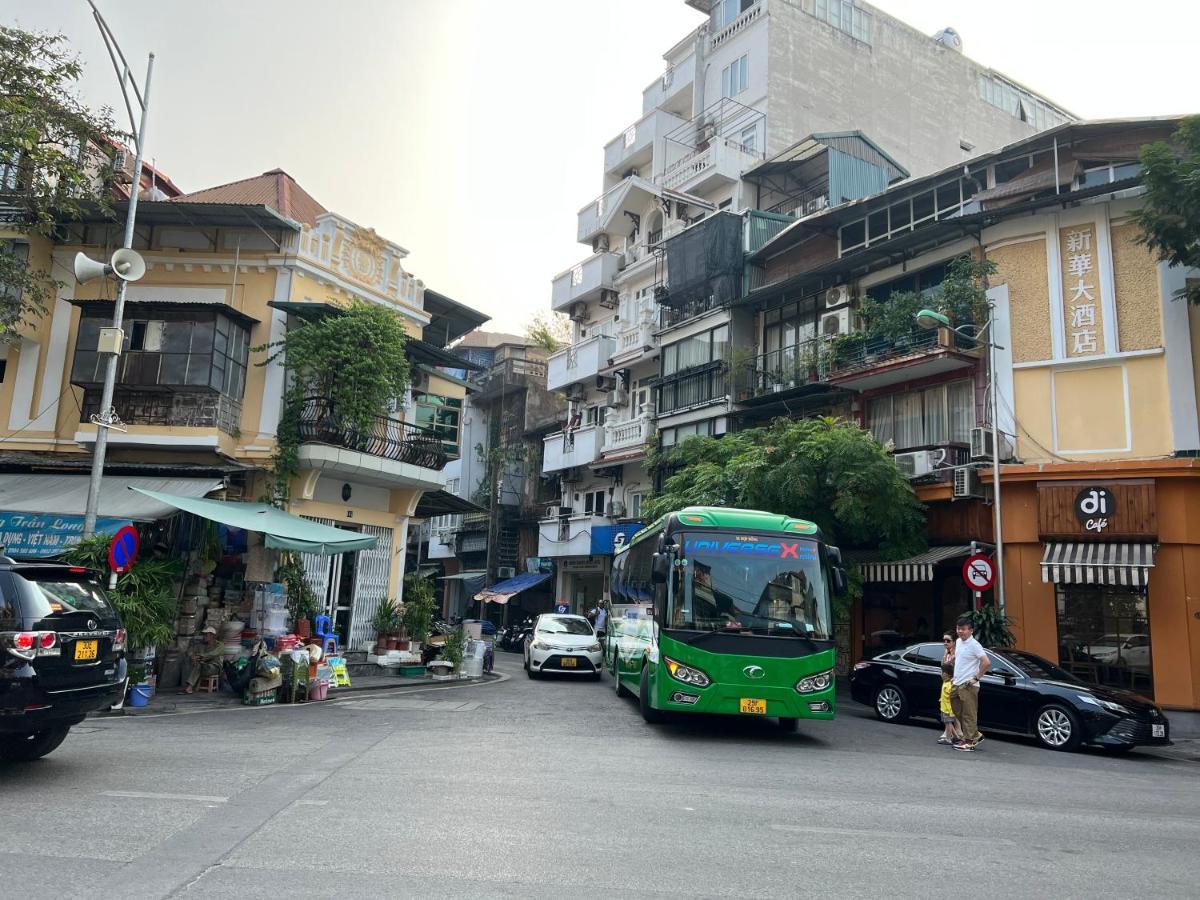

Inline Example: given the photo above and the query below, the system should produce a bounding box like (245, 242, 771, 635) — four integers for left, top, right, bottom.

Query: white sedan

(524, 614, 603, 680)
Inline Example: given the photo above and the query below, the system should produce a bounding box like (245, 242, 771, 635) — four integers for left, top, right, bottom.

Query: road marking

(101, 790, 228, 803)
(770, 822, 1015, 846)
(336, 698, 482, 712)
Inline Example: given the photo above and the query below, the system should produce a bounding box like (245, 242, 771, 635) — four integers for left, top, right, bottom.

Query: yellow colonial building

(747, 117, 1200, 710)
(0, 169, 487, 648)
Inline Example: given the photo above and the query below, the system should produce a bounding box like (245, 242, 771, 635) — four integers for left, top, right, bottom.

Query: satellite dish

(110, 248, 146, 282)
(72, 249, 146, 284)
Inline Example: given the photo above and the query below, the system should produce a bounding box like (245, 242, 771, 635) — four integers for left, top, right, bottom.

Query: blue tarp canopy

(473, 572, 552, 605)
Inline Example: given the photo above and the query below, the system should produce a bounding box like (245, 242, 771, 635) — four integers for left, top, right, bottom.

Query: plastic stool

(198, 674, 219, 693)
(313, 615, 339, 654)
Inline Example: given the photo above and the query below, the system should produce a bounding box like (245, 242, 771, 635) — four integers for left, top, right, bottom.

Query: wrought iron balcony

(295, 397, 448, 471)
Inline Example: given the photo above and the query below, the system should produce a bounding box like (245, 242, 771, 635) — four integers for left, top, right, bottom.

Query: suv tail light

(113, 628, 127, 651)
(3, 631, 62, 660)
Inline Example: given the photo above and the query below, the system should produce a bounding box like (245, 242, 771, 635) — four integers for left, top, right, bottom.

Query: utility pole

(82, 2, 154, 536)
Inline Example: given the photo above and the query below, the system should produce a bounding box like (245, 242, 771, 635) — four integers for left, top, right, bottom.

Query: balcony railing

(81, 389, 242, 435)
(656, 363, 728, 415)
(656, 294, 724, 330)
(295, 397, 448, 470)
(709, 0, 765, 50)
(738, 330, 976, 401)
(542, 424, 604, 472)
(603, 414, 653, 454)
(657, 138, 761, 193)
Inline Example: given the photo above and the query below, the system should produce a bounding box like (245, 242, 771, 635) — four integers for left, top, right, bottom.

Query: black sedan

(849, 642, 1171, 753)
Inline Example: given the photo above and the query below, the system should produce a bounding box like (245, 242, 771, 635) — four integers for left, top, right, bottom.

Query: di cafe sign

(1038, 481, 1156, 541)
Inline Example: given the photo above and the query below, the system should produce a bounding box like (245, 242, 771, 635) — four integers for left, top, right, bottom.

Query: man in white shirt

(951, 613, 990, 751)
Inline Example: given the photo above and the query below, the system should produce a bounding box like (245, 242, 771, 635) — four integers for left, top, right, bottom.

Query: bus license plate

(560, 657, 577, 667)
(739, 698, 766, 715)
(74, 640, 98, 661)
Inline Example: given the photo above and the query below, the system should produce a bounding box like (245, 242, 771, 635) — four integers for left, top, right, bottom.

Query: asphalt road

(2, 652, 1196, 899)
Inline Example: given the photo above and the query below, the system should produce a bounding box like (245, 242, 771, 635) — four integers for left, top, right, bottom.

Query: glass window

(740, 124, 757, 155)
(994, 156, 1032, 185)
(413, 393, 462, 456)
(935, 181, 961, 214)
(948, 381, 974, 443)
(722, 54, 749, 98)
(912, 191, 935, 223)
(890, 200, 911, 232)
(537, 616, 594, 636)
(840, 219, 866, 252)
(867, 210, 888, 242)
(866, 396, 893, 446)
(1056, 585, 1153, 696)
(922, 385, 947, 444)
(894, 392, 923, 449)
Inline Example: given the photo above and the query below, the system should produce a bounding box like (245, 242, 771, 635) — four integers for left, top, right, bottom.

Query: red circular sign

(962, 553, 995, 591)
(108, 525, 140, 574)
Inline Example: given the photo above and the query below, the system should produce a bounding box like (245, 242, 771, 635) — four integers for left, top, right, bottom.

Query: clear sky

(6, 0, 1198, 334)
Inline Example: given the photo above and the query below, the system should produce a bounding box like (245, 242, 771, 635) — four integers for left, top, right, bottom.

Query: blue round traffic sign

(108, 525, 140, 574)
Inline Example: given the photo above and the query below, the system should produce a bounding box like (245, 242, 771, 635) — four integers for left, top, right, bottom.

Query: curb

(95, 670, 506, 720)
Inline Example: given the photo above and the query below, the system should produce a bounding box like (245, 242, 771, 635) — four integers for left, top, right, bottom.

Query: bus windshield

(668, 532, 832, 640)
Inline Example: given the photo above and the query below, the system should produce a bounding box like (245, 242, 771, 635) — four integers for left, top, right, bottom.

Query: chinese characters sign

(1060, 224, 1105, 357)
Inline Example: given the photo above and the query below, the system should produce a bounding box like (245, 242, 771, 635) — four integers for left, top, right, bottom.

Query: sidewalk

(97, 670, 501, 718)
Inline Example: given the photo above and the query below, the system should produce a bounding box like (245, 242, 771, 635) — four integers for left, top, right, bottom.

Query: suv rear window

(10, 570, 119, 622)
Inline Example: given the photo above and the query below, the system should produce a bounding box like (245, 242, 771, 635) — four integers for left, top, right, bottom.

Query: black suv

(0, 558, 127, 761)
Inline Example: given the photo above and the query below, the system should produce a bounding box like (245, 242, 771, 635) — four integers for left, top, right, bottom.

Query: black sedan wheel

(1035, 704, 1082, 752)
(874, 685, 908, 722)
(0, 726, 71, 762)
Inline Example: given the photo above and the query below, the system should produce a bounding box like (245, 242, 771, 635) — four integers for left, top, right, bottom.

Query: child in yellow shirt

(937, 662, 963, 745)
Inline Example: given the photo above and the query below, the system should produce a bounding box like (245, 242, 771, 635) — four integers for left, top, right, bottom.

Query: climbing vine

(256, 303, 412, 505)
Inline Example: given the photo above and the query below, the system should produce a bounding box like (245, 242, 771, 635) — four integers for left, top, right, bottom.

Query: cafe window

(413, 392, 462, 457)
(1056, 584, 1153, 697)
(866, 380, 973, 450)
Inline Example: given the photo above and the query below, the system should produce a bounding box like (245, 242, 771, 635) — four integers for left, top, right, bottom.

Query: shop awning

(439, 570, 487, 581)
(857, 545, 975, 582)
(1040, 542, 1157, 588)
(0, 474, 224, 521)
(131, 488, 377, 555)
(473, 572, 552, 605)
(413, 490, 487, 518)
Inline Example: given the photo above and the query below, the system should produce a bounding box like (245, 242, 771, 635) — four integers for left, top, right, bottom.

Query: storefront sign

(1059, 223, 1106, 358)
(0, 511, 130, 558)
(591, 522, 644, 555)
(1038, 481, 1155, 540)
(560, 558, 603, 573)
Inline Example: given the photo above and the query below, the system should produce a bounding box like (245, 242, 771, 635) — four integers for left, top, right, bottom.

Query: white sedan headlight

(586, 642, 601, 652)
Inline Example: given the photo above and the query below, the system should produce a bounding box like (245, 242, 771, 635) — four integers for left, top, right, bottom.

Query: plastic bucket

(129, 683, 152, 708)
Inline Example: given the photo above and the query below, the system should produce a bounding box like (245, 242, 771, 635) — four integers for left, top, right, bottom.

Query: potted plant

(442, 625, 466, 676)
(401, 573, 436, 654)
(371, 598, 400, 654)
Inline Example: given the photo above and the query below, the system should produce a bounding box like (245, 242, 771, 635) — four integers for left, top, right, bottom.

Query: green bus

(606, 506, 847, 730)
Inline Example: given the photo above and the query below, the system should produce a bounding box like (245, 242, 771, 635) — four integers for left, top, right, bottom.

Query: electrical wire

(0, 381, 79, 445)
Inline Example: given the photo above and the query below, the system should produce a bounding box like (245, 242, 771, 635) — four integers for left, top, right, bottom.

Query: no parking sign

(108, 525, 140, 574)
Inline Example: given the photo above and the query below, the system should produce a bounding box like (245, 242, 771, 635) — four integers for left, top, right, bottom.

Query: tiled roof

(173, 168, 327, 226)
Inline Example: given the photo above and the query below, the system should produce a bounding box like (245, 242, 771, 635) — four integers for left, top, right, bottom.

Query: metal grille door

(300, 517, 334, 616)
(348, 524, 394, 650)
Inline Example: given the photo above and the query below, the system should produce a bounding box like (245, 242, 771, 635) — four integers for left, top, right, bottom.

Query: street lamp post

(915, 306, 1007, 612)
(81, 2, 155, 537)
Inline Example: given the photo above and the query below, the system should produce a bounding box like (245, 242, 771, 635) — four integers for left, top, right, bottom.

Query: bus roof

(623, 506, 823, 552)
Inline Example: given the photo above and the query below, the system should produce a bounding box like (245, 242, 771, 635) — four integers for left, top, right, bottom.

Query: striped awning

(1040, 542, 1156, 588)
(859, 545, 975, 583)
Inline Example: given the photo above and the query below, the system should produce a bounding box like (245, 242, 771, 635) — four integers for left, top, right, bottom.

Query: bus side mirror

(832, 567, 847, 596)
(651, 552, 670, 583)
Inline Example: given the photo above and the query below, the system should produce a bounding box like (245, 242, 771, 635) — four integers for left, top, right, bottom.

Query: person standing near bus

(951, 614, 990, 751)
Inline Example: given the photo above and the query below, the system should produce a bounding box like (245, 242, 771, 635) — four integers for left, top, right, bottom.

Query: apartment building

(0, 168, 488, 649)
(544, 0, 1071, 612)
(421, 331, 565, 618)
(746, 117, 1200, 710)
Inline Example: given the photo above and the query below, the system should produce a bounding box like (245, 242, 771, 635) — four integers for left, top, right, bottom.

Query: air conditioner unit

(564, 384, 587, 402)
(593, 234, 610, 253)
(608, 500, 627, 518)
(604, 389, 627, 408)
(595, 374, 617, 392)
(893, 449, 946, 479)
(953, 466, 983, 499)
(969, 427, 1013, 462)
(569, 301, 589, 323)
(820, 307, 852, 338)
(497, 566, 516, 580)
(825, 285, 852, 308)
(598, 289, 619, 309)
(112, 148, 135, 183)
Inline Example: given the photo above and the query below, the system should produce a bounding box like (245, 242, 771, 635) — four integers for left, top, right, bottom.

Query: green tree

(524, 312, 571, 352)
(1132, 116, 1200, 305)
(645, 416, 925, 556)
(257, 303, 411, 503)
(0, 27, 119, 333)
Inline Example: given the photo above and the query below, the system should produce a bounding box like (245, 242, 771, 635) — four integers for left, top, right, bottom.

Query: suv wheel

(0, 726, 71, 762)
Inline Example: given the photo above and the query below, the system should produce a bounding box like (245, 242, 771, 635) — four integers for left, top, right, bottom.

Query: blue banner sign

(0, 511, 131, 558)
(590, 522, 645, 556)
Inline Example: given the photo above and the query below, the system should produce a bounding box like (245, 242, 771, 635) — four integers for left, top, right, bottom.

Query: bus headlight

(664, 656, 711, 688)
(795, 669, 834, 694)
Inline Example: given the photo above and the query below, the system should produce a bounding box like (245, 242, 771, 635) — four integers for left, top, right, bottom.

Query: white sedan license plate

(1152, 723, 1165, 738)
